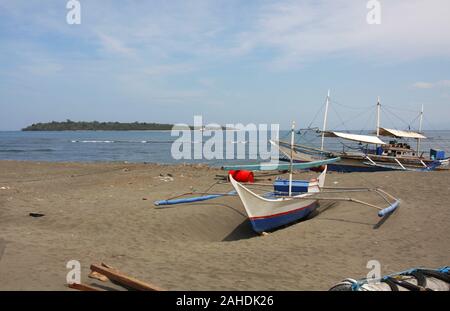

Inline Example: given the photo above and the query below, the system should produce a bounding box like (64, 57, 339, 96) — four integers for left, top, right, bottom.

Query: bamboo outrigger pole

(417, 104, 424, 155)
(376, 96, 381, 152)
(376, 96, 381, 137)
(289, 121, 295, 197)
(321, 90, 330, 151)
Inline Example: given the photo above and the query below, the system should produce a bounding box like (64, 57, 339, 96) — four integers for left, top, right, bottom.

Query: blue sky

(1, 0, 450, 130)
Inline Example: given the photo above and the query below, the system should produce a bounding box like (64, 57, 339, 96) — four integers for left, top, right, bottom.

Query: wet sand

(0, 160, 449, 290)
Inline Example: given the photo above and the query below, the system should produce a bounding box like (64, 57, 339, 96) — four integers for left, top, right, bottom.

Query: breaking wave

(71, 140, 173, 144)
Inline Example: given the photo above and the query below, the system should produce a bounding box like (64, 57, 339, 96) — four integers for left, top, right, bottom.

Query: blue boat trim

(273, 179, 310, 193)
(249, 202, 317, 233)
(154, 191, 236, 206)
(279, 158, 393, 173)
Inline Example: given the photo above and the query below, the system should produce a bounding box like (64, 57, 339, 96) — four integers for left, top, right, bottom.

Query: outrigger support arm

(285, 187, 401, 217)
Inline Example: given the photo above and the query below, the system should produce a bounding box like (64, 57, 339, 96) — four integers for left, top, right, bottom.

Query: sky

(1, 0, 450, 131)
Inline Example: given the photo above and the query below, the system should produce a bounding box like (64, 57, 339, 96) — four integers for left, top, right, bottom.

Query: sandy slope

(0, 160, 449, 290)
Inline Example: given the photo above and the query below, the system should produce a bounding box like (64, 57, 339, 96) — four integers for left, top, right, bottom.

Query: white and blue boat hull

(248, 201, 318, 233)
(230, 169, 326, 233)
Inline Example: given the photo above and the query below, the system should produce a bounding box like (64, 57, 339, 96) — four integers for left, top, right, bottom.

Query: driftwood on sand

(69, 262, 165, 292)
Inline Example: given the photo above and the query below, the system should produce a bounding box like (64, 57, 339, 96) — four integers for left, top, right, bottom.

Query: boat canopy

(378, 128, 426, 139)
(323, 131, 387, 145)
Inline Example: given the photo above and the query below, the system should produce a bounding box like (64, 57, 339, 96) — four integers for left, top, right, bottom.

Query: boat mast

(374, 96, 381, 154)
(321, 90, 330, 151)
(376, 96, 381, 137)
(289, 121, 295, 197)
(417, 104, 424, 156)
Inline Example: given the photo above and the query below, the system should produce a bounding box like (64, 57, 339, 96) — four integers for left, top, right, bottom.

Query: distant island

(23, 120, 177, 131)
(22, 120, 231, 131)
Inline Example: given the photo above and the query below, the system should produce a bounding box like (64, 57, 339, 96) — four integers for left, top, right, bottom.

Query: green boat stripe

(222, 157, 340, 171)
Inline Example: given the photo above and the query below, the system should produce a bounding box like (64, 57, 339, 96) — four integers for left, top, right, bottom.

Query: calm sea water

(0, 130, 449, 166)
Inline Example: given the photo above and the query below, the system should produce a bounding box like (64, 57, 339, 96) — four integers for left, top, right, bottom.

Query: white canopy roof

(324, 131, 387, 145)
(378, 128, 426, 139)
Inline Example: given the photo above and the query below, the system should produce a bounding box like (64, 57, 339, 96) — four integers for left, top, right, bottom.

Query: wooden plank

(89, 270, 109, 282)
(68, 283, 102, 291)
(90, 263, 165, 291)
(101, 262, 114, 269)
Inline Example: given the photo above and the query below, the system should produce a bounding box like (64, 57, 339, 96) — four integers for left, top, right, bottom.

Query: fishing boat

(229, 171, 324, 233)
(229, 123, 400, 233)
(156, 122, 401, 233)
(229, 171, 400, 233)
(227, 122, 323, 232)
(274, 92, 449, 172)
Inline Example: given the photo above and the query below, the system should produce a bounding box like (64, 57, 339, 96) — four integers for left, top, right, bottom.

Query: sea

(0, 130, 449, 166)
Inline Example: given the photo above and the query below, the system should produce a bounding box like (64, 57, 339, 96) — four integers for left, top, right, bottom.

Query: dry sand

(0, 160, 449, 290)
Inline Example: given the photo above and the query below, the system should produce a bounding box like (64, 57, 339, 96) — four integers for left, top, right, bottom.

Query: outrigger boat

(273, 92, 449, 172)
(229, 173, 400, 233)
(229, 168, 325, 233)
(156, 122, 401, 234)
(227, 122, 400, 233)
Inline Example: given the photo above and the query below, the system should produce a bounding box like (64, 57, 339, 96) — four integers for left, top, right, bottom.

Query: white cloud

(413, 80, 450, 89)
(233, 0, 450, 68)
(438, 80, 450, 87)
(96, 32, 136, 57)
(143, 63, 195, 76)
(413, 82, 435, 89)
(4, 1, 450, 71)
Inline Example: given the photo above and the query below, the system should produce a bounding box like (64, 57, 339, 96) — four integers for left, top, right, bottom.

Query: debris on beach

(330, 266, 450, 291)
(29, 213, 45, 218)
(0, 186, 10, 190)
(69, 262, 165, 291)
(155, 174, 174, 182)
(88, 271, 109, 282)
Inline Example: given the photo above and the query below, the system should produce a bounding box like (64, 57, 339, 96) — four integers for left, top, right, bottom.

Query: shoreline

(0, 159, 233, 169)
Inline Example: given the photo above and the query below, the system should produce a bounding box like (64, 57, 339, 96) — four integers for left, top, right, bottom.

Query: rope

(339, 142, 366, 151)
(357, 107, 376, 135)
(330, 106, 376, 132)
(422, 117, 450, 152)
(381, 107, 403, 131)
(345, 266, 450, 291)
(382, 104, 421, 114)
(331, 99, 374, 110)
(306, 97, 327, 129)
(382, 106, 416, 129)
(329, 104, 347, 131)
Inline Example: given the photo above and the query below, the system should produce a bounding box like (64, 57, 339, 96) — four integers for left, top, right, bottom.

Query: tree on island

(22, 120, 176, 131)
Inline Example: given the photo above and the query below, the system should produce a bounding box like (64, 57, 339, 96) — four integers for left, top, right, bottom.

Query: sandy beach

(0, 160, 449, 290)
